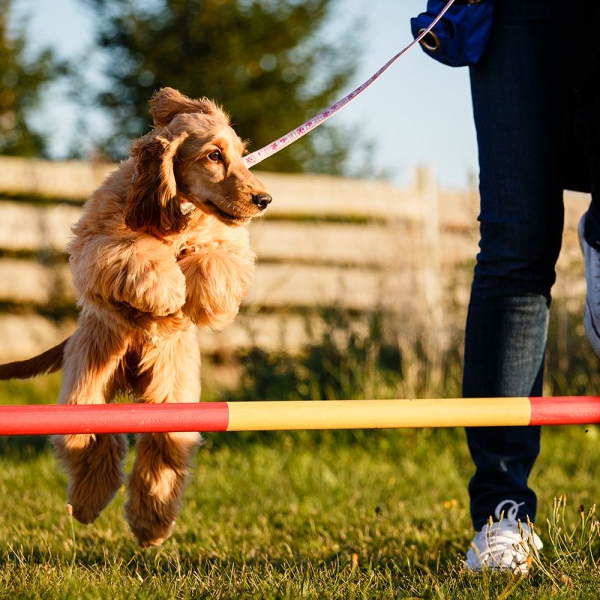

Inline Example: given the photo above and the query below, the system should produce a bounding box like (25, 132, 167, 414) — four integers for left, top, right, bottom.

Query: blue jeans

(464, 0, 582, 530)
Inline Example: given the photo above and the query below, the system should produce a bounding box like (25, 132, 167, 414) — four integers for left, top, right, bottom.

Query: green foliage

(225, 299, 597, 407)
(0, 0, 63, 157)
(234, 310, 404, 402)
(230, 309, 464, 406)
(79, 0, 363, 174)
(0, 371, 61, 406)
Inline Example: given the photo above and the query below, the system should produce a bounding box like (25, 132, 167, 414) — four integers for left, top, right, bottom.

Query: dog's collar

(180, 200, 197, 215)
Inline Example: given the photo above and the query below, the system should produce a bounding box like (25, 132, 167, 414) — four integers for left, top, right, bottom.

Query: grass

(1, 426, 600, 598)
(1, 304, 600, 597)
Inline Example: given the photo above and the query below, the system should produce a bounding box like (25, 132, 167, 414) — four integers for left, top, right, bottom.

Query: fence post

(413, 165, 443, 349)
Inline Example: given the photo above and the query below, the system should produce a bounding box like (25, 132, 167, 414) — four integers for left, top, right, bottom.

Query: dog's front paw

(179, 250, 254, 330)
(147, 267, 187, 316)
(124, 264, 187, 316)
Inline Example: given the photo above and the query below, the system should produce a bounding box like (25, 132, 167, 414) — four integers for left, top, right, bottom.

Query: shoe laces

(494, 499, 524, 525)
(491, 500, 539, 550)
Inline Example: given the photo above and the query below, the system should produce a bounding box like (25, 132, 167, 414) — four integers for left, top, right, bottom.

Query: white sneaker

(579, 214, 600, 358)
(465, 500, 543, 574)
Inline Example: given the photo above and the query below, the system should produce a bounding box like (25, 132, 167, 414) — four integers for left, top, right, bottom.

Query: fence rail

(0, 157, 588, 364)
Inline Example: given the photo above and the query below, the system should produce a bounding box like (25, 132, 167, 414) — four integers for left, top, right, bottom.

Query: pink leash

(244, 0, 456, 168)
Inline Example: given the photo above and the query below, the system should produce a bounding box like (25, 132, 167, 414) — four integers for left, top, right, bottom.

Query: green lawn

(1, 425, 600, 599)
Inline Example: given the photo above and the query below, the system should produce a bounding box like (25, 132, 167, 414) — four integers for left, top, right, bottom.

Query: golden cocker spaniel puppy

(0, 87, 271, 546)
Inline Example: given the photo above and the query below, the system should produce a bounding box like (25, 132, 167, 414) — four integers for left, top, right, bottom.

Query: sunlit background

(10, 0, 477, 187)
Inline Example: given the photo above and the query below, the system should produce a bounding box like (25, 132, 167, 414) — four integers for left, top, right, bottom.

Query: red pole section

(529, 396, 600, 426)
(0, 402, 230, 436)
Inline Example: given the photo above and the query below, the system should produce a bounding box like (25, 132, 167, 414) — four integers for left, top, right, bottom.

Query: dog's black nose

(252, 193, 272, 211)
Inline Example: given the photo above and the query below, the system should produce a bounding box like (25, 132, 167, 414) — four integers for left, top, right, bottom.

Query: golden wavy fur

(0, 88, 271, 547)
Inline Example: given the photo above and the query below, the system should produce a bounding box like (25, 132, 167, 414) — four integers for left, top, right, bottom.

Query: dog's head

(124, 87, 272, 237)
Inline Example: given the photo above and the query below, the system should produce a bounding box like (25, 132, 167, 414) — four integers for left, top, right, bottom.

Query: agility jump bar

(1, 397, 599, 436)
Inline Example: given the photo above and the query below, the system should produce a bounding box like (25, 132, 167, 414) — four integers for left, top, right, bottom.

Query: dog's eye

(207, 150, 222, 163)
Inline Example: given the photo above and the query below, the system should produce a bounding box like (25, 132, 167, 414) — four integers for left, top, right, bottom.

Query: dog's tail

(0, 338, 68, 380)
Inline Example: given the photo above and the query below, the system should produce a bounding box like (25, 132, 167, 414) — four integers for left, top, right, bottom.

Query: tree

(81, 0, 362, 174)
(0, 0, 62, 157)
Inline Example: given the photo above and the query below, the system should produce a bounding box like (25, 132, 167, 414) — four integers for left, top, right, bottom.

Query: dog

(0, 87, 271, 546)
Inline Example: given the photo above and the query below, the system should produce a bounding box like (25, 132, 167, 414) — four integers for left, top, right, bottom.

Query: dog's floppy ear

(124, 130, 189, 238)
(150, 87, 228, 128)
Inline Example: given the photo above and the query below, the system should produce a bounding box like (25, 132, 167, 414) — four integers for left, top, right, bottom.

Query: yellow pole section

(226, 398, 532, 431)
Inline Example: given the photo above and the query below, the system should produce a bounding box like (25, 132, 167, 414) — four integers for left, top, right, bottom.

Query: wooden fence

(0, 156, 588, 366)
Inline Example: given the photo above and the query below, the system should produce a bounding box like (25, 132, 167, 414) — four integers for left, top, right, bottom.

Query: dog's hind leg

(53, 432, 129, 525)
(125, 429, 200, 547)
(125, 325, 201, 547)
(51, 310, 130, 525)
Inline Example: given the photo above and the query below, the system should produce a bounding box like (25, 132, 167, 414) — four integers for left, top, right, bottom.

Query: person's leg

(575, 4, 600, 354)
(465, 0, 579, 532)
